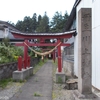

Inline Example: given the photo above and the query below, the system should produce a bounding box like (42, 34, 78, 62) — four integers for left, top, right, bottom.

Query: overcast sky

(0, 0, 75, 24)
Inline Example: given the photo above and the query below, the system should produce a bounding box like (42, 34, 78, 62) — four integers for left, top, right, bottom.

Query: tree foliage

(36, 12, 49, 32)
(50, 11, 69, 32)
(15, 11, 69, 33)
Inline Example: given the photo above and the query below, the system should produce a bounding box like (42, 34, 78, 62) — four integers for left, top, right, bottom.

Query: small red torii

(11, 30, 76, 72)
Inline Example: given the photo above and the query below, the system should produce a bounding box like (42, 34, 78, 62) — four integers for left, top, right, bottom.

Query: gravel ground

(0, 82, 24, 100)
(52, 62, 100, 100)
(52, 62, 75, 100)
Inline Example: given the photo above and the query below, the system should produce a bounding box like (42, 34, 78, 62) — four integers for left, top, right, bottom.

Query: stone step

(64, 79, 78, 90)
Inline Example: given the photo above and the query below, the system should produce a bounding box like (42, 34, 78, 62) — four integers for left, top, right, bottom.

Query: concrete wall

(63, 43, 74, 76)
(0, 62, 18, 80)
(0, 58, 40, 80)
(63, 59, 74, 76)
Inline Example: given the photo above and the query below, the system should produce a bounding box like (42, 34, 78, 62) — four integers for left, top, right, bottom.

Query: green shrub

(0, 39, 23, 64)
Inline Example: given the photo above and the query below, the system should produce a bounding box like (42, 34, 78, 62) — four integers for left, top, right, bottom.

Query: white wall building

(74, 0, 100, 90)
(63, 0, 100, 90)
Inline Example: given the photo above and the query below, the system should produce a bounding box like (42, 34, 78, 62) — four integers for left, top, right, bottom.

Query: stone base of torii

(13, 67, 33, 81)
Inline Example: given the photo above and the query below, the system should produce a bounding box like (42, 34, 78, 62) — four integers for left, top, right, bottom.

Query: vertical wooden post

(24, 40, 28, 69)
(57, 40, 62, 72)
(18, 56, 22, 71)
(27, 56, 30, 68)
(53, 50, 55, 63)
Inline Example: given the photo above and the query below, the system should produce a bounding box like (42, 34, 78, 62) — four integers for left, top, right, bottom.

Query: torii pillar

(56, 39, 65, 83)
(24, 40, 28, 69)
(57, 39, 62, 72)
(15, 39, 29, 69)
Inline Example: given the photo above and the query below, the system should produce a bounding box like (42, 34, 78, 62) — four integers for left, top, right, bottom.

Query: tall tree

(36, 12, 49, 33)
(62, 11, 69, 31)
(37, 15, 42, 27)
(16, 16, 32, 32)
(50, 11, 69, 32)
(23, 16, 32, 32)
(16, 20, 24, 31)
(16, 14, 37, 33)
(31, 13, 37, 32)
(15, 11, 69, 33)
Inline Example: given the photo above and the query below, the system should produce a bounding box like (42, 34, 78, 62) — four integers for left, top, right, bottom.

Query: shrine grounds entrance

(11, 30, 75, 83)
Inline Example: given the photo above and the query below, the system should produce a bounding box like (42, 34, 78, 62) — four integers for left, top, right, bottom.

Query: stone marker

(78, 8, 92, 95)
(73, 8, 99, 99)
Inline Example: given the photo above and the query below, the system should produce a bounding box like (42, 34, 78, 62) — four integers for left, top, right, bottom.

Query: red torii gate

(11, 30, 76, 72)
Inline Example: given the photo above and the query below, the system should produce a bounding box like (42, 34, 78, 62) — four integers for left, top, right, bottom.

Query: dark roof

(65, 0, 81, 31)
(0, 20, 20, 32)
(65, 7, 76, 30)
(11, 29, 76, 36)
(74, 0, 81, 7)
(0, 26, 4, 30)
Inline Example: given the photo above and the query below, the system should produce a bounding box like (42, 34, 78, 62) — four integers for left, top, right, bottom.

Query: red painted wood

(15, 43, 24, 46)
(18, 56, 22, 71)
(57, 40, 62, 72)
(16, 43, 70, 46)
(40, 38, 45, 43)
(24, 40, 28, 69)
(11, 32, 73, 39)
(53, 50, 55, 63)
(27, 56, 30, 68)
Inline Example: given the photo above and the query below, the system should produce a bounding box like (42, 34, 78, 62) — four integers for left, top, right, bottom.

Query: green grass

(57, 76, 63, 83)
(0, 78, 13, 88)
(33, 59, 47, 74)
(34, 92, 42, 97)
(52, 92, 57, 99)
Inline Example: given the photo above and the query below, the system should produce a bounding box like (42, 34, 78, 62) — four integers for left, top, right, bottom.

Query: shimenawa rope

(24, 42, 61, 56)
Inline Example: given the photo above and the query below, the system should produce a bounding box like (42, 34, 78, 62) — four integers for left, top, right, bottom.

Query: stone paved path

(10, 60, 53, 100)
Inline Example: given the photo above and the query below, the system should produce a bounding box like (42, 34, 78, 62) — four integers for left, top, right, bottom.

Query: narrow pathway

(10, 60, 53, 100)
